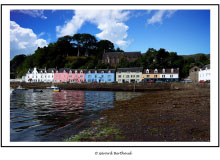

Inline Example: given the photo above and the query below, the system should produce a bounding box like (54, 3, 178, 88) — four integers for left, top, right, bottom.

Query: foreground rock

(100, 88, 210, 141)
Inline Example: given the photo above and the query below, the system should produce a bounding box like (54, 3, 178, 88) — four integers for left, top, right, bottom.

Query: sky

(10, 9, 210, 59)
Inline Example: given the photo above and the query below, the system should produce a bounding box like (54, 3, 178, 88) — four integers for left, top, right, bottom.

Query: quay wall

(10, 82, 210, 91)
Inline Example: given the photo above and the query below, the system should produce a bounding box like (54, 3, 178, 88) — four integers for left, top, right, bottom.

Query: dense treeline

(10, 33, 210, 79)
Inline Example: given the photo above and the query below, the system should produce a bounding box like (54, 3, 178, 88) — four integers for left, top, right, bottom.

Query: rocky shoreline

(65, 87, 210, 142)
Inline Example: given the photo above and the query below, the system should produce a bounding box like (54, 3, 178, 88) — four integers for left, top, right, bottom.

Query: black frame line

(1, 3, 219, 147)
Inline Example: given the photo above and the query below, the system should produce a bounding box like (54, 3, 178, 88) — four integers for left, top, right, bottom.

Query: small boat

(53, 87, 61, 92)
(33, 89, 43, 92)
(15, 85, 27, 90)
(10, 88, 15, 94)
(46, 84, 58, 89)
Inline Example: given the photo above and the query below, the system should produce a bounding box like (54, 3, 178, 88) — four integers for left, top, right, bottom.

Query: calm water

(10, 89, 143, 141)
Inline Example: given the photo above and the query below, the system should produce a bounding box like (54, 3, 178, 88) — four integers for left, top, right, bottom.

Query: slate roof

(47, 68, 56, 73)
(117, 67, 143, 72)
(70, 69, 86, 73)
(85, 69, 116, 73)
(103, 52, 141, 59)
(58, 68, 71, 73)
(143, 68, 179, 74)
(201, 64, 210, 70)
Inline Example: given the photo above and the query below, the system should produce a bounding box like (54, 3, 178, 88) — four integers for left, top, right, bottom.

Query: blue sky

(10, 9, 210, 59)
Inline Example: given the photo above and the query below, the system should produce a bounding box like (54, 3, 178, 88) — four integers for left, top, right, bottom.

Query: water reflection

(10, 89, 143, 141)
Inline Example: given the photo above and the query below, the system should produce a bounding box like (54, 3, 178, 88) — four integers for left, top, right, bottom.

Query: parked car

(206, 80, 210, 83)
(199, 80, 207, 83)
(147, 80, 154, 83)
(155, 80, 163, 83)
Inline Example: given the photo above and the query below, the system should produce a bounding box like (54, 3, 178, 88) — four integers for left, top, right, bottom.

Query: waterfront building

(54, 68, 70, 83)
(25, 67, 56, 83)
(116, 67, 143, 83)
(85, 69, 115, 83)
(142, 68, 179, 82)
(189, 66, 200, 83)
(69, 69, 85, 83)
(198, 64, 210, 82)
(44, 68, 56, 82)
(102, 52, 141, 66)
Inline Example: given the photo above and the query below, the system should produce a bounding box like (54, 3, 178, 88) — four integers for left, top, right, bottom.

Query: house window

(101, 71, 104, 74)
(108, 70, 111, 73)
(88, 71, 91, 73)
(108, 75, 111, 78)
(147, 75, 150, 78)
(170, 75, 173, 78)
(118, 79, 121, 81)
(108, 79, 111, 81)
(126, 75, 129, 78)
(136, 75, 139, 78)
(154, 75, 157, 78)
(48, 75, 50, 78)
(154, 69, 158, 74)
(80, 75, 83, 78)
(88, 75, 91, 78)
(80, 70, 83, 73)
(69, 75, 72, 78)
(95, 70, 97, 73)
(118, 75, 121, 78)
(162, 69, 165, 73)
(75, 70, 77, 73)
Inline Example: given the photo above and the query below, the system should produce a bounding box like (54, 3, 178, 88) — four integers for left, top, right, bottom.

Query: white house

(198, 64, 210, 82)
(25, 67, 56, 83)
(116, 67, 143, 83)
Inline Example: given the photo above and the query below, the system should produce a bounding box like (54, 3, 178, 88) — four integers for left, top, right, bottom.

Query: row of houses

(22, 67, 179, 83)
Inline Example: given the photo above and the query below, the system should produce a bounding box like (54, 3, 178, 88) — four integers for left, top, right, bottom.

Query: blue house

(85, 69, 115, 83)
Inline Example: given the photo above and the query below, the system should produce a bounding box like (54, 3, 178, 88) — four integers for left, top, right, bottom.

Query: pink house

(54, 68, 70, 83)
(54, 68, 85, 83)
(69, 69, 85, 83)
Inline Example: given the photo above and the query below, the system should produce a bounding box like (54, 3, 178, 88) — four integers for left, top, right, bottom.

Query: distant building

(102, 52, 141, 66)
(116, 67, 143, 83)
(142, 68, 179, 82)
(189, 66, 200, 83)
(54, 68, 70, 83)
(25, 67, 56, 83)
(198, 64, 210, 82)
(85, 69, 115, 83)
(69, 69, 85, 83)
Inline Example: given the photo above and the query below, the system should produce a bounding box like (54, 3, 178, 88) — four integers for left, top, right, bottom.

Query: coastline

(64, 87, 210, 142)
(10, 82, 209, 92)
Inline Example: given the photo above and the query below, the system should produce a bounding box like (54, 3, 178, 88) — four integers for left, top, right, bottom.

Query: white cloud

(11, 10, 47, 19)
(38, 32, 45, 38)
(56, 10, 130, 49)
(10, 21, 47, 58)
(147, 10, 176, 24)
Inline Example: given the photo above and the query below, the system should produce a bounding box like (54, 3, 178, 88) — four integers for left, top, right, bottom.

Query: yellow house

(142, 74, 160, 79)
(142, 69, 161, 80)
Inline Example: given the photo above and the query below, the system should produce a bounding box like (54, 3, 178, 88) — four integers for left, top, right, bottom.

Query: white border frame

(2, 4, 219, 147)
